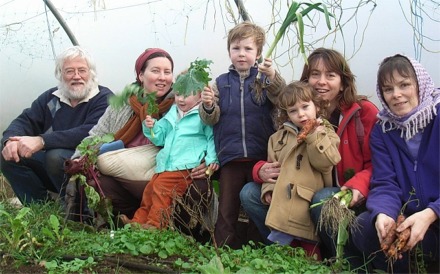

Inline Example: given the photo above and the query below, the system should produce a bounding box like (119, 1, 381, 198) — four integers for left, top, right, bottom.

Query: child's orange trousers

(131, 170, 192, 228)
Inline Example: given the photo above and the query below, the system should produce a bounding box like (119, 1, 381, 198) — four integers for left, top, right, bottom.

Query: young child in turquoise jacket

(121, 91, 219, 229)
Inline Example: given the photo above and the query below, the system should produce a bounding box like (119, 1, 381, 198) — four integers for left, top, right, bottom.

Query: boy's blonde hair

(276, 81, 328, 127)
(227, 21, 266, 56)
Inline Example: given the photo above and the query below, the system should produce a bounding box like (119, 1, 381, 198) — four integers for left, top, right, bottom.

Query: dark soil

(1, 253, 181, 273)
(1, 256, 46, 274)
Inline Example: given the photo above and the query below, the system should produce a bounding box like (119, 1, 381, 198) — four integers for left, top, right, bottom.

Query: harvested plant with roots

(311, 189, 359, 266)
(317, 189, 358, 237)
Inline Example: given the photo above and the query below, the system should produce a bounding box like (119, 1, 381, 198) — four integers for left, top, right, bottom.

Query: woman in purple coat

(349, 54, 439, 272)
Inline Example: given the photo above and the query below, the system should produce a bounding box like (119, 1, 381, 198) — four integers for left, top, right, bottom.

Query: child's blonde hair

(227, 21, 266, 56)
(276, 81, 328, 127)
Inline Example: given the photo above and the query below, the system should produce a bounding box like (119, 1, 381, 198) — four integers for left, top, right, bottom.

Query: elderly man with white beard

(1, 46, 113, 204)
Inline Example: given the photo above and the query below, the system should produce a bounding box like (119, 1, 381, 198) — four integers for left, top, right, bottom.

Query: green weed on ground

(2, 173, 437, 274)
(0, 198, 338, 273)
(0, 174, 362, 273)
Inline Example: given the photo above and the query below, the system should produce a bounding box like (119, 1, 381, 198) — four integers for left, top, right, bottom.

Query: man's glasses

(63, 68, 89, 77)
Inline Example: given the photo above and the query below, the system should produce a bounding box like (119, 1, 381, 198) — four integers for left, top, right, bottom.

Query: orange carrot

(381, 221, 397, 252)
(395, 214, 410, 251)
(297, 119, 319, 143)
(387, 240, 398, 260)
(396, 214, 405, 226)
(384, 214, 411, 261)
(396, 227, 411, 251)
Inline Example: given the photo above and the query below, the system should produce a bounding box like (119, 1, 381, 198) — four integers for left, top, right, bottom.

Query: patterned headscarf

(376, 54, 440, 140)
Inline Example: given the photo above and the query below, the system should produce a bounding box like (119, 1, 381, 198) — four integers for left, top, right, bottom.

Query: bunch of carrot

(381, 214, 411, 262)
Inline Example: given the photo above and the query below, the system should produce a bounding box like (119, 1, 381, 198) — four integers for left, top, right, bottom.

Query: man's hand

(2, 139, 20, 162)
(2, 136, 44, 162)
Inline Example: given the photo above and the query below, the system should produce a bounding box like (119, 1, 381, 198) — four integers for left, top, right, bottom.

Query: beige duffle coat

(262, 120, 341, 242)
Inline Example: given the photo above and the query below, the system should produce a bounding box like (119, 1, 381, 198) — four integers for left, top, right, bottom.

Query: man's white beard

(58, 79, 97, 101)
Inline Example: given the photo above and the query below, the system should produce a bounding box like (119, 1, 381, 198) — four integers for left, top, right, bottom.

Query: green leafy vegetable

(109, 82, 159, 137)
(145, 91, 158, 115)
(173, 59, 213, 97)
(256, 2, 333, 82)
(77, 134, 114, 166)
(145, 91, 158, 138)
(109, 83, 145, 108)
(265, 2, 333, 60)
(72, 134, 116, 227)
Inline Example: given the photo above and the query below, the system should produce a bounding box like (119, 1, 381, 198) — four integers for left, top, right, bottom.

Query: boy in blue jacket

(199, 21, 286, 248)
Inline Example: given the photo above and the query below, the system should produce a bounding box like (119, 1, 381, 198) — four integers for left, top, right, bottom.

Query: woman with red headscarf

(69, 48, 210, 236)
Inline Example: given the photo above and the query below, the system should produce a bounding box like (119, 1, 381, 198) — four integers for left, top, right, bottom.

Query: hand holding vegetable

(201, 86, 215, 108)
(378, 212, 433, 262)
(396, 208, 438, 252)
(254, 1, 333, 86)
(378, 214, 411, 261)
(257, 58, 276, 81)
(376, 213, 397, 247)
(144, 115, 155, 128)
(341, 186, 365, 207)
(173, 59, 213, 98)
(310, 189, 358, 262)
(297, 119, 320, 143)
(205, 163, 220, 177)
(376, 189, 438, 262)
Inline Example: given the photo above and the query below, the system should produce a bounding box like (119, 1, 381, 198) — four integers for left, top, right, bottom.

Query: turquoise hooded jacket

(142, 104, 218, 173)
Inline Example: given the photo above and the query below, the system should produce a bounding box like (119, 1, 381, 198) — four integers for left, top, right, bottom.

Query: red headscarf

(134, 48, 174, 83)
